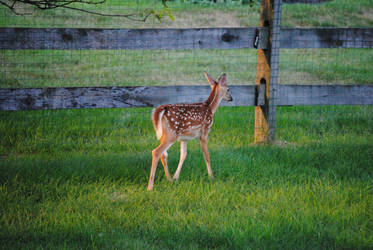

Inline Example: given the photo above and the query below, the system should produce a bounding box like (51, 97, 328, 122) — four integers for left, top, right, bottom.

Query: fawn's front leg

(200, 135, 214, 179)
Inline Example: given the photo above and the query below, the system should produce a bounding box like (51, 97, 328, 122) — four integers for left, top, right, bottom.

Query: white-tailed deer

(147, 72, 233, 191)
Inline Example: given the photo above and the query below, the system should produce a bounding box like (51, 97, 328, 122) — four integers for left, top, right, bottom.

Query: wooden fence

(1, 27, 372, 50)
(1, 85, 372, 111)
(1, 0, 372, 142)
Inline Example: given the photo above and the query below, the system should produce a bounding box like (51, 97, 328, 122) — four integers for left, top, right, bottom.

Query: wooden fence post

(254, 0, 282, 143)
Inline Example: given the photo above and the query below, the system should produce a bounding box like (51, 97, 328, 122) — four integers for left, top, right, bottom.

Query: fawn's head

(204, 72, 233, 102)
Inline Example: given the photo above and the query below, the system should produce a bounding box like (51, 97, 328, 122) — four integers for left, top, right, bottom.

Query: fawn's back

(152, 103, 213, 141)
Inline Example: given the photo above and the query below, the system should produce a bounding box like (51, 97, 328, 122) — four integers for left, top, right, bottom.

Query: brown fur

(147, 72, 232, 191)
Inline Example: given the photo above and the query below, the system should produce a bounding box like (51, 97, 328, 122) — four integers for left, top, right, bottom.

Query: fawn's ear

(218, 73, 227, 86)
(204, 72, 217, 87)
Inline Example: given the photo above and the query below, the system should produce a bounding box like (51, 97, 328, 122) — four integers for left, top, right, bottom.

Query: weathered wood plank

(277, 85, 373, 106)
(0, 85, 256, 111)
(280, 28, 373, 48)
(0, 28, 267, 50)
(1, 85, 372, 111)
(1, 27, 372, 50)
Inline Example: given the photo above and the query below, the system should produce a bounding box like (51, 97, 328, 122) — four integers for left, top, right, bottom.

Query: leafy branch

(0, 0, 172, 22)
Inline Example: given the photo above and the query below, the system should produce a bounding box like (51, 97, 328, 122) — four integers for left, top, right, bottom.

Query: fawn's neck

(204, 85, 222, 114)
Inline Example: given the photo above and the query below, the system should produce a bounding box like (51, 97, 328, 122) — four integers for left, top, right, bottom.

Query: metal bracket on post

(254, 27, 270, 50)
(255, 80, 267, 106)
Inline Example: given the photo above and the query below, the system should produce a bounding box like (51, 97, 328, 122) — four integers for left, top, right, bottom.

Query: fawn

(147, 72, 233, 191)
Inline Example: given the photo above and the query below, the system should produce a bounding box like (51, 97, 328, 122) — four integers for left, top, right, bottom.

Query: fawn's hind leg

(173, 141, 187, 181)
(161, 151, 172, 181)
(148, 137, 174, 191)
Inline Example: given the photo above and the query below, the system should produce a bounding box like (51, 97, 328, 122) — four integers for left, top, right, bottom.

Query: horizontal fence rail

(0, 28, 268, 50)
(281, 28, 373, 48)
(277, 85, 373, 106)
(1, 85, 372, 111)
(1, 27, 372, 50)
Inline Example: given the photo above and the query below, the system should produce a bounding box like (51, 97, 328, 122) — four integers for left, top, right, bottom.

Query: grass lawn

(0, 0, 372, 248)
(1, 0, 372, 28)
(1, 106, 372, 249)
(1, 0, 373, 88)
(1, 48, 373, 88)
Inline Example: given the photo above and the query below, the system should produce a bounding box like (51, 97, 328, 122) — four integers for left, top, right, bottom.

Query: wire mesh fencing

(0, 0, 372, 157)
(277, 0, 373, 144)
(0, 49, 257, 88)
(0, 0, 260, 88)
(0, 1, 260, 158)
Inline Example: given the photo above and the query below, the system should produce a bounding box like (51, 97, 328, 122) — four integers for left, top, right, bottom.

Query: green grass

(1, 106, 372, 249)
(0, 0, 372, 248)
(1, 48, 373, 88)
(279, 49, 373, 85)
(1, 0, 372, 88)
(1, 0, 373, 28)
(282, 0, 373, 27)
(0, 0, 258, 28)
(0, 49, 257, 88)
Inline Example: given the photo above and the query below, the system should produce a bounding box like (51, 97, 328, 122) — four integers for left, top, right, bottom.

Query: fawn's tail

(152, 106, 166, 140)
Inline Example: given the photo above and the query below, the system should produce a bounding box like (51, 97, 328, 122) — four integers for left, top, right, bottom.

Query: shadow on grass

(1, 209, 368, 250)
(1, 142, 372, 249)
(1, 141, 372, 187)
(1, 230, 160, 249)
